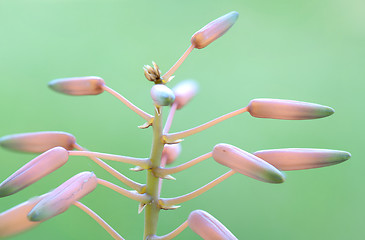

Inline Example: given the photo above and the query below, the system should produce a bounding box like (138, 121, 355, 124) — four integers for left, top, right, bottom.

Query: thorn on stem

(138, 203, 146, 214)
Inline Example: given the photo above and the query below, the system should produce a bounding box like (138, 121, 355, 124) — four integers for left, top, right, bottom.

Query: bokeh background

(0, 0, 364, 239)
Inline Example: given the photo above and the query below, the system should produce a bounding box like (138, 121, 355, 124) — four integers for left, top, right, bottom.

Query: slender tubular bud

(28, 172, 97, 221)
(0, 147, 69, 197)
(0, 131, 76, 153)
(48, 76, 105, 96)
(191, 11, 239, 49)
(172, 80, 199, 109)
(188, 210, 237, 240)
(162, 144, 181, 165)
(247, 98, 334, 120)
(254, 148, 351, 171)
(0, 194, 48, 238)
(150, 84, 175, 106)
(213, 144, 285, 183)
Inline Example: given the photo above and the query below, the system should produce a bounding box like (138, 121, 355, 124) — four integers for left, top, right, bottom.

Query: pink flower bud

(191, 11, 239, 49)
(48, 76, 105, 96)
(188, 210, 237, 240)
(0, 147, 68, 197)
(0, 131, 76, 153)
(28, 172, 97, 221)
(172, 80, 199, 109)
(0, 195, 47, 238)
(213, 144, 285, 183)
(254, 148, 351, 171)
(150, 84, 175, 106)
(247, 98, 334, 120)
(162, 143, 182, 165)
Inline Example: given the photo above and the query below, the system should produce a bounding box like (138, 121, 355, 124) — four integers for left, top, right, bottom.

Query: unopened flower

(48, 76, 105, 96)
(150, 84, 175, 106)
(172, 80, 199, 109)
(0, 147, 68, 197)
(0, 131, 76, 153)
(247, 98, 334, 120)
(254, 148, 351, 171)
(213, 143, 285, 183)
(0, 195, 47, 238)
(191, 11, 239, 49)
(188, 210, 237, 240)
(162, 143, 181, 165)
(28, 172, 97, 221)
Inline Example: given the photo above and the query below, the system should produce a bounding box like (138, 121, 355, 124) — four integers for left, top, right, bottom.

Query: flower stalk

(97, 179, 151, 203)
(159, 170, 236, 208)
(154, 152, 212, 177)
(74, 201, 124, 240)
(164, 107, 248, 143)
(74, 143, 145, 193)
(103, 85, 154, 123)
(68, 150, 150, 168)
(162, 44, 194, 81)
(148, 220, 188, 240)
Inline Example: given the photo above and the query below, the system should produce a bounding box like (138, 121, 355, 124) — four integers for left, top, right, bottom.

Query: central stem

(144, 107, 164, 239)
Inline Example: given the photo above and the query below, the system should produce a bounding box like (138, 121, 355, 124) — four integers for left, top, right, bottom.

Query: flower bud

(0, 147, 69, 197)
(150, 84, 175, 106)
(162, 143, 182, 165)
(213, 143, 285, 183)
(0, 131, 76, 153)
(48, 76, 105, 96)
(28, 172, 97, 221)
(191, 11, 239, 49)
(172, 80, 199, 109)
(0, 195, 47, 238)
(247, 98, 334, 120)
(188, 210, 237, 240)
(254, 148, 351, 171)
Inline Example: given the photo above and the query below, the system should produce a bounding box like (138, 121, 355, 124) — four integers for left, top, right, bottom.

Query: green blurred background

(0, 0, 363, 239)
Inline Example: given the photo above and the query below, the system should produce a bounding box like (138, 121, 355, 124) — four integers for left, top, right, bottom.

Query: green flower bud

(150, 84, 175, 106)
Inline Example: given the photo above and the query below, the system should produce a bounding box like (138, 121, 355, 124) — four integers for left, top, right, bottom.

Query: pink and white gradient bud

(172, 80, 199, 109)
(188, 210, 237, 240)
(0, 131, 76, 153)
(0, 194, 48, 238)
(213, 143, 285, 183)
(28, 172, 97, 222)
(162, 143, 182, 165)
(254, 148, 351, 171)
(191, 11, 239, 49)
(150, 84, 175, 106)
(48, 76, 105, 96)
(247, 98, 334, 120)
(0, 147, 69, 197)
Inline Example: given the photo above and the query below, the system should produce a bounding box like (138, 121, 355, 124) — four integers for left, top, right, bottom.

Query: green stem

(144, 107, 164, 239)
